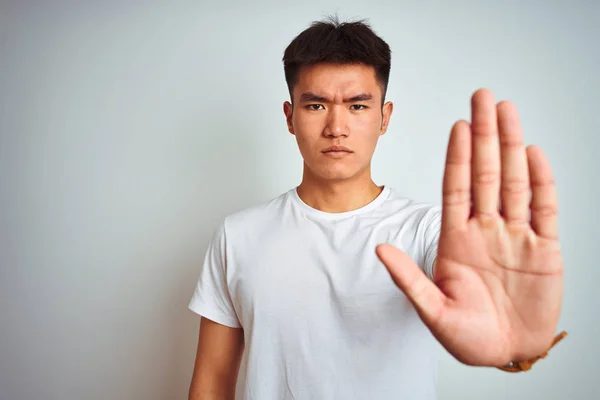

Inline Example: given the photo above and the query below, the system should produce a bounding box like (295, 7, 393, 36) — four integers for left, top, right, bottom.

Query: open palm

(377, 89, 564, 367)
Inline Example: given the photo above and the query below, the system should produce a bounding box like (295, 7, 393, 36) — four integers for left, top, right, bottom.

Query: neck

(296, 166, 383, 213)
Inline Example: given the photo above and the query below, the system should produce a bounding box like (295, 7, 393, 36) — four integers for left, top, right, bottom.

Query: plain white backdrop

(1, 1, 598, 399)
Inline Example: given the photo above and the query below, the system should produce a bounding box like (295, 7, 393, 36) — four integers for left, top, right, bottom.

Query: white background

(1, 1, 598, 399)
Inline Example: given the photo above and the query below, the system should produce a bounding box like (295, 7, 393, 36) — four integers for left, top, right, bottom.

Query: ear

(380, 101, 394, 136)
(283, 101, 295, 135)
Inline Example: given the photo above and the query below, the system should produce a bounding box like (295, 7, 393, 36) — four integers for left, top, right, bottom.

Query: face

(284, 63, 393, 183)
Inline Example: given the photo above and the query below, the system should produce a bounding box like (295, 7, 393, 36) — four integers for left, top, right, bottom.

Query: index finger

(441, 119, 472, 232)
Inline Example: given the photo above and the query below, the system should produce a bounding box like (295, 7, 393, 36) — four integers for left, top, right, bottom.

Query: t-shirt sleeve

(422, 206, 442, 281)
(188, 220, 241, 328)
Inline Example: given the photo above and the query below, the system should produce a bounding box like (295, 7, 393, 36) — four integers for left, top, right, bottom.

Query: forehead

(294, 63, 380, 99)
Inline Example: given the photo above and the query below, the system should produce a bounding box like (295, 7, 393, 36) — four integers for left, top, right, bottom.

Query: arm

(188, 317, 245, 400)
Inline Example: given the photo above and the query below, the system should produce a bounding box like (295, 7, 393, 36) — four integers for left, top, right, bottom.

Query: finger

(471, 89, 501, 218)
(527, 145, 559, 239)
(442, 120, 472, 232)
(376, 244, 447, 327)
(497, 101, 531, 224)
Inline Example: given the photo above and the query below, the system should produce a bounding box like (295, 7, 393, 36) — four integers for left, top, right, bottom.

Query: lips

(322, 145, 353, 153)
(321, 145, 353, 159)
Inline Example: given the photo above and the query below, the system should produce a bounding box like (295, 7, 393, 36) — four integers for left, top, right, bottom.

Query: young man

(188, 17, 565, 400)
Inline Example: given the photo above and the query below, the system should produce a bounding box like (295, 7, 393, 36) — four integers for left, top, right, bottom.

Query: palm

(377, 89, 564, 367)
(431, 218, 563, 366)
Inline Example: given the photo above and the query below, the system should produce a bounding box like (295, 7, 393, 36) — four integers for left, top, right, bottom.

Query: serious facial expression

(284, 63, 393, 182)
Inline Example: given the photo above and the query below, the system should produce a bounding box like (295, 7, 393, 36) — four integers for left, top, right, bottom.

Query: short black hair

(282, 15, 392, 104)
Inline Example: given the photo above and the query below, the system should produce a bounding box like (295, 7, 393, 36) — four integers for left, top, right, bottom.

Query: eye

(306, 104, 324, 110)
(350, 104, 367, 110)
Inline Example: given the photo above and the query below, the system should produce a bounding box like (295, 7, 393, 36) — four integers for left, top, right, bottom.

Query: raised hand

(376, 88, 564, 367)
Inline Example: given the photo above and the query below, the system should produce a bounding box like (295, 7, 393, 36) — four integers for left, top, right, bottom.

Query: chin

(319, 173, 354, 182)
(312, 165, 362, 182)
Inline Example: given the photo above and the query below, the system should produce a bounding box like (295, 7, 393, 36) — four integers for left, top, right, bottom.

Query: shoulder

(382, 187, 441, 226)
(221, 189, 294, 238)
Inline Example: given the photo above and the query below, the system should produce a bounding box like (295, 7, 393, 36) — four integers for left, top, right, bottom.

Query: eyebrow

(299, 92, 374, 103)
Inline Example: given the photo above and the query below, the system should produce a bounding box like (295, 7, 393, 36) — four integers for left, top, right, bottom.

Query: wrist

(496, 331, 567, 372)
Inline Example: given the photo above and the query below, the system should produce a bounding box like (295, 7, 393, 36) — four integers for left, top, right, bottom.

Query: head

(282, 16, 394, 184)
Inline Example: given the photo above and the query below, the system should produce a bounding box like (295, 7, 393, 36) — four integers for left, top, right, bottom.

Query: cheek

(361, 112, 383, 129)
(294, 131, 317, 159)
(346, 109, 381, 131)
(293, 117, 322, 146)
(295, 115, 322, 134)
(354, 114, 383, 144)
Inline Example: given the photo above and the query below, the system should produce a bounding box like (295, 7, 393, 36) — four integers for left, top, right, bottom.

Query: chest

(227, 220, 421, 330)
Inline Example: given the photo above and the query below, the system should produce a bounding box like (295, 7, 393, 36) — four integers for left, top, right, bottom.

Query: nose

(323, 106, 348, 138)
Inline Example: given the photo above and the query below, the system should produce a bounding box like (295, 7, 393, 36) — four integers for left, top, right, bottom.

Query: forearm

(188, 362, 240, 399)
(188, 387, 236, 400)
(189, 318, 244, 400)
(188, 368, 239, 400)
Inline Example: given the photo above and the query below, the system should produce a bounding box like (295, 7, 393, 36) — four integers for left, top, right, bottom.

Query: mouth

(321, 145, 353, 154)
(321, 145, 353, 159)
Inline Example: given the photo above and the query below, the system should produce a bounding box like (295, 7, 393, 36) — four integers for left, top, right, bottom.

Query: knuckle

(472, 121, 496, 135)
(501, 178, 530, 194)
(532, 203, 558, 218)
(499, 134, 524, 147)
(442, 187, 470, 205)
(445, 156, 465, 166)
(474, 170, 499, 185)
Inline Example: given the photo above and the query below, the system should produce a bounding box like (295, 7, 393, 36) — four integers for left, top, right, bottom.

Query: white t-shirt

(189, 186, 442, 400)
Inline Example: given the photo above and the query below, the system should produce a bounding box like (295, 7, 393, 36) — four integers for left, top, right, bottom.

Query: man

(188, 17, 564, 400)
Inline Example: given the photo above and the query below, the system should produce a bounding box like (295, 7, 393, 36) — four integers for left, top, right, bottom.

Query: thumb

(376, 243, 446, 326)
